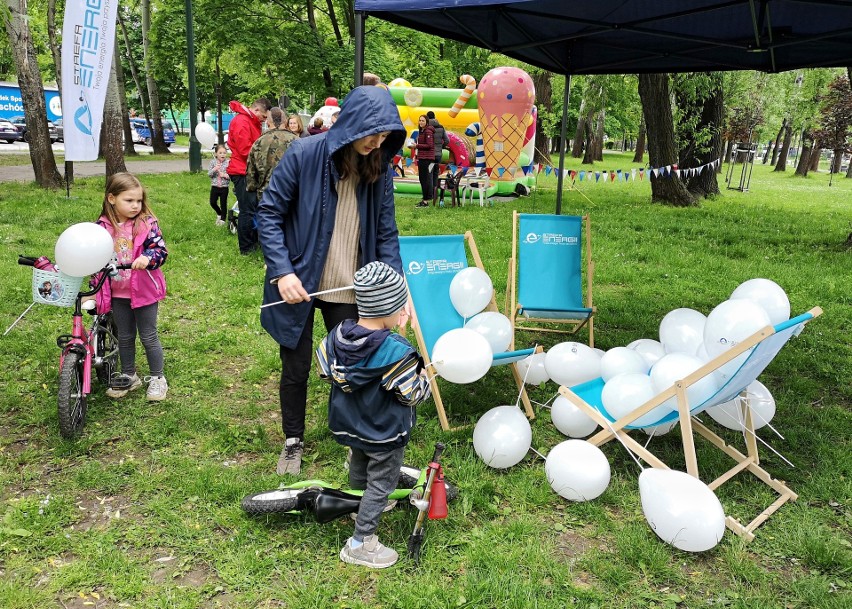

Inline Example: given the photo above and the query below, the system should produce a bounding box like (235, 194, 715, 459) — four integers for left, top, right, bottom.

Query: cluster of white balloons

(54, 223, 115, 277)
(432, 268, 515, 385)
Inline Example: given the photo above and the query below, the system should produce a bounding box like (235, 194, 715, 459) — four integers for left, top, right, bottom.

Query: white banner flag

(61, 0, 119, 161)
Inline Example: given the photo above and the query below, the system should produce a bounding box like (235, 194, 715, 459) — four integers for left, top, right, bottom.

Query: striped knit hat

(354, 261, 408, 319)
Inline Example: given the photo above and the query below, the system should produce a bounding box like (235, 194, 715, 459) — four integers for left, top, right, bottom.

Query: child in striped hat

(316, 261, 431, 568)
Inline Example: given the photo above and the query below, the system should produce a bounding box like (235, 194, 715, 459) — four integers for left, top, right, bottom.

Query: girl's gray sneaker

(145, 376, 168, 401)
(106, 373, 142, 398)
(339, 535, 398, 568)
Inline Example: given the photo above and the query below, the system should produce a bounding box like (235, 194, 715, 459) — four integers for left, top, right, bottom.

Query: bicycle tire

(398, 466, 459, 503)
(57, 352, 87, 439)
(94, 313, 119, 385)
(241, 488, 307, 515)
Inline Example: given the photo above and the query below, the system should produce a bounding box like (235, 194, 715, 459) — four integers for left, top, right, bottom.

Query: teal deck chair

(399, 232, 538, 431)
(559, 307, 822, 542)
(507, 211, 596, 349)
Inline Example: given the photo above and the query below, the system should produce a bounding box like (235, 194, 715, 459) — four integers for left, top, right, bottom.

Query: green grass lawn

(0, 153, 850, 608)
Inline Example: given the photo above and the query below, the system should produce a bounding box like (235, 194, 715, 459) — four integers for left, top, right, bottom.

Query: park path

(0, 159, 191, 183)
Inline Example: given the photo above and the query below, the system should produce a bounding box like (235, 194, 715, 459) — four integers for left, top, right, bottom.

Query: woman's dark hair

(334, 143, 383, 184)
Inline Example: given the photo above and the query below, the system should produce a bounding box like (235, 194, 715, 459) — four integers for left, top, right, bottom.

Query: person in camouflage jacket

(247, 107, 297, 202)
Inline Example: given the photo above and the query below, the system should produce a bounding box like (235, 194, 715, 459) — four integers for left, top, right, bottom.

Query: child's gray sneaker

(105, 372, 142, 398)
(145, 376, 168, 401)
(339, 535, 398, 568)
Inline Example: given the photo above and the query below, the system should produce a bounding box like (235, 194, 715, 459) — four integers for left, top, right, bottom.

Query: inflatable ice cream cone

(478, 68, 535, 180)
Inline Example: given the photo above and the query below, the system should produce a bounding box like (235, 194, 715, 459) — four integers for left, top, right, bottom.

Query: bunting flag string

(397, 156, 722, 185)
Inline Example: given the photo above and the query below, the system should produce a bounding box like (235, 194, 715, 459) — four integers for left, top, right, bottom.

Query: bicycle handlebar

(18, 256, 37, 267)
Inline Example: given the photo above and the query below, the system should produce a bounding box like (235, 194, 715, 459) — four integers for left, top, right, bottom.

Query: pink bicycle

(18, 256, 129, 438)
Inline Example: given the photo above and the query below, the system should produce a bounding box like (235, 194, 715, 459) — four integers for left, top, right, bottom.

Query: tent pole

(354, 12, 365, 87)
(555, 74, 572, 215)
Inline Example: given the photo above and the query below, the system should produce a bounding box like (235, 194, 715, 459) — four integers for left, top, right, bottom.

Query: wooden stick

(259, 285, 354, 309)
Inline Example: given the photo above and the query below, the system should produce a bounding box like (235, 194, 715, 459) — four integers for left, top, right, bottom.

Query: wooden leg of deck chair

(675, 383, 700, 478)
(510, 363, 536, 421)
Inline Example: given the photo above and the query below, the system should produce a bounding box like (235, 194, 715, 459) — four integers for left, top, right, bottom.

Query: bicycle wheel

(94, 313, 119, 385)
(57, 352, 87, 439)
(398, 466, 459, 502)
(241, 488, 310, 515)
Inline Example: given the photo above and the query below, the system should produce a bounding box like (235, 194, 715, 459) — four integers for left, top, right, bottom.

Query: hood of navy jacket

(326, 320, 406, 390)
(325, 86, 406, 162)
(257, 86, 406, 350)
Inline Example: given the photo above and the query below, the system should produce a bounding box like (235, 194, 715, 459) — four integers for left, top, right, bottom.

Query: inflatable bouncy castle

(389, 70, 537, 198)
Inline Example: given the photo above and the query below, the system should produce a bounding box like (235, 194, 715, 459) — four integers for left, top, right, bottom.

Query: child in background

(315, 262, 431, 568)
(94, 172, 169, 401)
(208, 144, 230, 226)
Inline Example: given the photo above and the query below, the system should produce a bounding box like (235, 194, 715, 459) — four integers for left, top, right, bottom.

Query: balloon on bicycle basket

(55, 223, 114, 277)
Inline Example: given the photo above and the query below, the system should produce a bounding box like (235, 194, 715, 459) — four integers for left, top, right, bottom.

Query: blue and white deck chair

(558, 307, 822, 542)
(507, 211, 596, 349)
(399, 232, 539, 431)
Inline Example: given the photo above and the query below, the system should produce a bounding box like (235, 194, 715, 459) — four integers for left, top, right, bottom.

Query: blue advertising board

(0, 82, 62, 121)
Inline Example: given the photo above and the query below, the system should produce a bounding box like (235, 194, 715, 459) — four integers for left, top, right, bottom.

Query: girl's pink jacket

(94, 215, 168, 314)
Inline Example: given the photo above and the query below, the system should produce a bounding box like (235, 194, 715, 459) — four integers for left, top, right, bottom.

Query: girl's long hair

(288, 114, 304, 135)
(334, 143, 383, 184)
(100, 172, 155, 236)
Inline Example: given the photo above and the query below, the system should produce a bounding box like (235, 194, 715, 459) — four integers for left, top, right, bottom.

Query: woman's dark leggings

(418, 160, 435, 202)
(278, 300, 358, 441)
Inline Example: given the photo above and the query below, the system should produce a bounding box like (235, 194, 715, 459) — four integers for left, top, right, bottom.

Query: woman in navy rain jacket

(257, 85, 408, 475)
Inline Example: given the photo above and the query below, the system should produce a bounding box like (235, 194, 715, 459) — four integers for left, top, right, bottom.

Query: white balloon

(704, 299, 771, 359)
(465, 312, 512, 353)
(515, 352, 550, 385)
(650, 353, 719, 414)
(639, 469, 725, 552)
(545, 440, 611, 501)
(731, 278, 790, 325)
(592, 347, 606, 358)
(544, 342, 602, 387)
(449, 267, 493, 318)
(551, 395, 598, 438)
(601, 373, 667, 428)
(641, 420, 678, 437)
(473, 405, 532, 468)
(54, 222, 115, 277)
(706, 380, 776, 431)
(600, 347, 650, 381)
(627, 338, 666, 367)
(660, 308, 707, 355)
(431, 328, 492, 384)
(194, 121, 217, 148)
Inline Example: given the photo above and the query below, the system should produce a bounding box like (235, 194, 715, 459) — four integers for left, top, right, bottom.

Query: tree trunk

(724, 139, 735, 164)
(326, 0, 344, 47)
(4, 0, 63, 188)
(531, 71, 552, 165)
(831, 149, 843, 174)
(103, 35, 127, 177)
(593, 109, 605, 161)
(633, 116, 645, 162)
(582, 119, 595, 165)
(47, 0, 61, 97)
(216, 56, 225, 145)
(808, 140, 821, 172)
(685, 76, 723, 198)
(846, 159, 852, 178)
(638, 73, 695, 206)
(571, 99, 585, 157)
(794, 132, 812, 177)
(770, 119, 786, 166)
(112, 34, 136, 156)
(119, 11, 152, 129)
(141, 0, 169, 153)
(306, 0, 334, 94)
(773, 123, 792, 172)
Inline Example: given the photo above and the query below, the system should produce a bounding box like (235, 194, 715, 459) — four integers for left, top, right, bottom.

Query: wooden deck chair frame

(507, 211, 596, 349)
(400, 231, 539, 431)
(557, 307, 822, 542)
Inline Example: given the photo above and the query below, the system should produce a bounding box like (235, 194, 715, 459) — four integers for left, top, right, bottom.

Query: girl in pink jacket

(94, 173, 169, 401)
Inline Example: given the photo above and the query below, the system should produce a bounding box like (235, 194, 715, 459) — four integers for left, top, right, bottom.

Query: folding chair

(506, 211, 596, 348)
(399, 232, 539, 431)
(432, 167, 467, 208)
(558, 307, 823, 541)
(459, 169, 492, 207)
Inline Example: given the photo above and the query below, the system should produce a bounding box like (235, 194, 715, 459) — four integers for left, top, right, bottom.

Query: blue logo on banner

(74, 93, 93, 135)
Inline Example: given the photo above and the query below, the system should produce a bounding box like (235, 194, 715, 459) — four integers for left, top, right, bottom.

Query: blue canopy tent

(353, 0, 852, 212)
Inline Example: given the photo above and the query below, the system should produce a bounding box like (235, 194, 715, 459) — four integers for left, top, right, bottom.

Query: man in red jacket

(228, 97, 271, 254)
